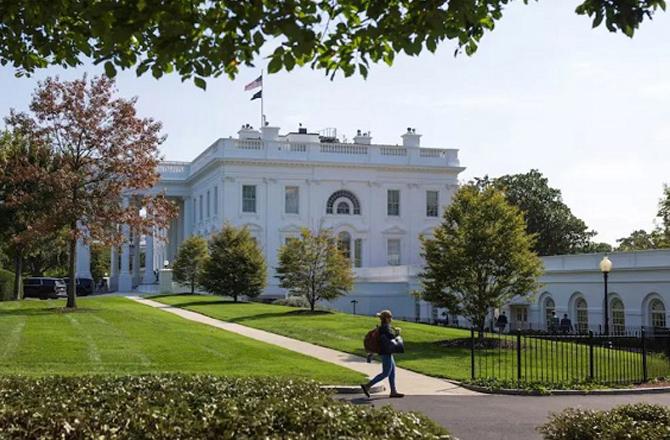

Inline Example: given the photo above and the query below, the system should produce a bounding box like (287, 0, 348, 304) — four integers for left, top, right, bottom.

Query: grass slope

(154, 294, 668, 383)
(0, 296, 364, 384)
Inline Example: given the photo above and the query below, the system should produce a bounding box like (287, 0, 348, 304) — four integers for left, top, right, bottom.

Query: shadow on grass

(0, 307, 98, 317)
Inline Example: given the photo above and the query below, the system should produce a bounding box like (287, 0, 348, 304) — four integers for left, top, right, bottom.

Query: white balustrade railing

(236, 139, 263, 150)
(420, 148, 447, 158)
(380, 146, 407, 156)
(158, 162, 189, 175)
(320, 143, 368, 155)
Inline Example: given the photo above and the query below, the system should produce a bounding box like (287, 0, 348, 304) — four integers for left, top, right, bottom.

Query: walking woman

(361, 309, 404, 398)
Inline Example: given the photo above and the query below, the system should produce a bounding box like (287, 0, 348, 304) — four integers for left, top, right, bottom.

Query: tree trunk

(309, 293, 315, 312)
(190, 278, 195, 294)
(12, 249, 23, 300)
(233, 293, 238, 303)
(66, 234, 77, 309)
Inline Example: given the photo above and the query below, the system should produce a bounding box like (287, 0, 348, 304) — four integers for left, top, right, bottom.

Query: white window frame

(387, 238, 401, 266)
(284, 185, 300, 215)
(214, 186, 218, 216)
(426, 190, 439, 217)
(387, 189, 400, 216)
(199, 194, 203, 222)
(242, 185, 257, 214)
(206, 190, 211, 218)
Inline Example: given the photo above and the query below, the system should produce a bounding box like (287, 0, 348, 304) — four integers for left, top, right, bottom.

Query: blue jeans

(368, 354, 397, 393)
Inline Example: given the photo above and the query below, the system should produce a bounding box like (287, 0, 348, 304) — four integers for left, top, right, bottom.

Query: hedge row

(0, 375, 452, 439)
(540, 403, 670, 440)
(0, 269, 14, 301)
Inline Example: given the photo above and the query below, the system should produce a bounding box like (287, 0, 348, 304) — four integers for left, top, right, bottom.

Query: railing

(380, 146, 407, 156)
(420, 148, 448, 158)
(157, 162, 189, 177)
(320, 143, 368, 155)
(470, 327, 670, 386)
(236, 139, 263, 150)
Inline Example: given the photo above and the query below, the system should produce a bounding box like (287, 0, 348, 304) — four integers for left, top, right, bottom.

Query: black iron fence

(470, 327, 670, 385)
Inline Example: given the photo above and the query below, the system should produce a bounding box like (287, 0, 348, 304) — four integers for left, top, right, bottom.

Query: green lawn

(0, 296, 365, 384)
(153, 294, 669, 383)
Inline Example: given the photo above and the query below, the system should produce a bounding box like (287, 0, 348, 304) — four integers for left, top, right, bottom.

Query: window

(214, 186, 218, 215)
(199, 195, 203, 221)
(575, 298, 588, 333)
(192, 198, 197, 223)
(206, 191, 211, 218)
(610, 297, 625, 335)
(387, 239, 401, 266)
(242, 185, 257, 213)
(326, 190, 361, 215)
(285, 186, 299, 214)
(426, 190, 439, 217)
(387, 190, 400, 216)
(354, 238, 362, 268)
(544, 297, 555, 330)
(650, 299, 666, 329)
(336, 201, 351, 215)
(338, 231, 351, 259)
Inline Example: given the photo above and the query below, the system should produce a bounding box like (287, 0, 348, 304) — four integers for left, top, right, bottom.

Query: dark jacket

(379, 323, 398, 355)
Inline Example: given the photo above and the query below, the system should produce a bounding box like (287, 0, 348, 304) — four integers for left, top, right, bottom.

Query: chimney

(353, 129, 372, 145)
(401, 127, 421, 147)
(261, 125, 280, 141)
(238, 123, 261, 140)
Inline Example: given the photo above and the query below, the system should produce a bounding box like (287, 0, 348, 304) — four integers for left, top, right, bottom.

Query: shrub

(539, 403, 670, 440)
(273, 295, 311, 308)
(0, 269, 14, 301)
(0, 375, 452, 439)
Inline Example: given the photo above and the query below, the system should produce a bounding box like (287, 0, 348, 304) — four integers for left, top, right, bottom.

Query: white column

(142, 230, 155, 284)
(75, 239, 92, 280)
(132, 228, 141, 286)
(109, 245, 118, 291)
(118, 198, 133, 292)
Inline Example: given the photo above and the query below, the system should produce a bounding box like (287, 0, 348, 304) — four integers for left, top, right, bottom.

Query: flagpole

(260, 69, 264, 128)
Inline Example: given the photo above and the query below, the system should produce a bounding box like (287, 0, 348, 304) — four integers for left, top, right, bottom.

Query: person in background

(560, 313, 573, 333)
(361, 310, 404, 399)
(495, 311, 508, 332)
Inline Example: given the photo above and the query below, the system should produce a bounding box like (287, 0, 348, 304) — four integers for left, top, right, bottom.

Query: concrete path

(128, 296, 478, 396)
(342, 392, 670, 440)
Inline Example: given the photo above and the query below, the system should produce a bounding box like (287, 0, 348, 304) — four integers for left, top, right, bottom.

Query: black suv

(23, 277, 66, 299)
(63, 277, 95, 296)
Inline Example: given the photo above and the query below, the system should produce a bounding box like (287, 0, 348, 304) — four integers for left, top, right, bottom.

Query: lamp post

(351, 299, 359, 315)
(599, 256, 613, 335)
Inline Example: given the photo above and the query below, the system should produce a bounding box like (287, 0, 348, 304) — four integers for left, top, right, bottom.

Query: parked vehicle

(62, 277, 95, 296)
(23, 277, 66, 300)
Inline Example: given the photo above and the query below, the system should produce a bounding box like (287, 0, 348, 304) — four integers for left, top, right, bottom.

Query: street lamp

(350, 299, 359, 315)
(599, 256, 613, 335)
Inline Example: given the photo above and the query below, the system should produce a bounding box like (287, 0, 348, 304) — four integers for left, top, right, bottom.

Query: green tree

(658, 184, 670, 243)
(0, 126, 62, 300)
(616, 229, 667, 251)
(579, 241, 613, 253)
(276, 228, 353, 312)
(0, 1, 664, 87)
(421, 185, 543, 333)
(90, 243, 111, 284)
(172, 235, 209, 294)
(200, 224, 266, 302)
(476, 170, 596, 256)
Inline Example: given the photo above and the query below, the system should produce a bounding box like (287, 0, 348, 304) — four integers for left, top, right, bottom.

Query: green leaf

(194, 77, 207, 90)
(104, 61, 117, 78)
(267, 55, 282, 74)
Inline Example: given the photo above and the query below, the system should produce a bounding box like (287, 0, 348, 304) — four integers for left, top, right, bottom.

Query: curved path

(128, 296, 477, 396)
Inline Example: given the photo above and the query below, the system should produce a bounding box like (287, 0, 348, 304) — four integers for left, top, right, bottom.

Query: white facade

(86, 124, 464, 294)
(326, 250, 670, 334)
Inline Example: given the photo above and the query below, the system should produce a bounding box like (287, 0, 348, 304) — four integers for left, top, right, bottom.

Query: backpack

(364, 327, 381, 354)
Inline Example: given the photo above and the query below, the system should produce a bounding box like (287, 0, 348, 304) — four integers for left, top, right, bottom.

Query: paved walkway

(128, 296, 477, 396)
(342, 393, 670, 440)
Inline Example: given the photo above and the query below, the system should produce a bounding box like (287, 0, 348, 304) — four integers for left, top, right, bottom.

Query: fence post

(470, 327, 476, 380)
(516, 330, 522, 382)
(588, 330, 595, 381)
(641, 327, 648, 382)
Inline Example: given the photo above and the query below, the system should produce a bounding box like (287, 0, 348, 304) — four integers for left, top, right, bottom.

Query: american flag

(244, 75, 262, 91)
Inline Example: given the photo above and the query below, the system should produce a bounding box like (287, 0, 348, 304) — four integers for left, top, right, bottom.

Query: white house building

(75, 124, 464, 294)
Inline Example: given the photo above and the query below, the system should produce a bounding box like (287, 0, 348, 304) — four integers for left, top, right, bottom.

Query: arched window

(575, 298, 588, 334)
(336, 201, 350, 215)
(650, 299, 666, 329)
(610, 297, 625, 335)
(337, 231, 351, 260)
(544, 297, 555, 330)
(326, 190, 361, 215)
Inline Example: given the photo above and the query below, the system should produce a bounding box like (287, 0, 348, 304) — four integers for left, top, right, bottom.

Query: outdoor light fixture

(350, 299, 359, 315)
(600, 256, 613, 335)
(163, 260, 169, 268)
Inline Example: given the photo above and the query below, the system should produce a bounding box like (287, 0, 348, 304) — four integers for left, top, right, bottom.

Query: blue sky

(1, 1, 668, 245)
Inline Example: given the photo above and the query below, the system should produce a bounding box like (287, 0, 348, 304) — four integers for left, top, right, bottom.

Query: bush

(0, 375, 452, 439)
(0, 269, 14, 301)
(273, 295, 311, 308)
(539, 403, 670, 440)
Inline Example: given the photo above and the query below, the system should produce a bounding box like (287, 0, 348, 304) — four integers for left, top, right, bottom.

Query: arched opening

(610, 297, 625, 335)
(337, 231, 351, 260)
(575, 297, 588, 334)
(543, 296, 555, 330)
(326, 190, 361, 215)
(336, 201, 351, 215)
(650, 298, 666, 330)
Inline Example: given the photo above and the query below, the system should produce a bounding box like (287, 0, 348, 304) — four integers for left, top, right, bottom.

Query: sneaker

(366, 353, 373, 363)
(390, 392, 405, 398)
(360, 384, 371, 398)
